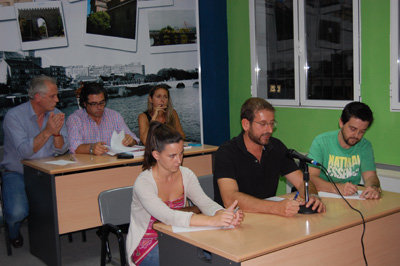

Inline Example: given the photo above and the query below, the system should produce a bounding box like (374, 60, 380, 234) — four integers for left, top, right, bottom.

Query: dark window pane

(265, 0, 295, 99)
(305, 0, 353, 100)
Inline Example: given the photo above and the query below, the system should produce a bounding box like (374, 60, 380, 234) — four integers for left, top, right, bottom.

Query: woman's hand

(211, 200, 243, 227)
(151, 107, 166, 121)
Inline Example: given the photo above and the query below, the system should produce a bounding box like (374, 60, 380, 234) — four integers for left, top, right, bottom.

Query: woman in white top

(126, 121, 243, 266)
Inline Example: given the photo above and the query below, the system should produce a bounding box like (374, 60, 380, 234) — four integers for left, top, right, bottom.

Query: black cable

(319, 165, 367, 266)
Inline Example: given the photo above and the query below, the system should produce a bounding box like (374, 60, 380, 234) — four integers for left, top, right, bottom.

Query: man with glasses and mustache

(213, 97, 325, 217)
(66, 82, 139, 155)
(308, 102, 381, 199)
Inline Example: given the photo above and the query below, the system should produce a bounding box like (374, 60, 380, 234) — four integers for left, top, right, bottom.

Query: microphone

(287, 149, 321, 166)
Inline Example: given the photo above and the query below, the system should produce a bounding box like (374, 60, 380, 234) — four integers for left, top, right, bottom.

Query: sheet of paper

(318, 190, 365, 200)
(45, 160, 76, 166)
(106, 130, 145, 156)
(264, 196, 285, 202)
(172, 225, 234, 233)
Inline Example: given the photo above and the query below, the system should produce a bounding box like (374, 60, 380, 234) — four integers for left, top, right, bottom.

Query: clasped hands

(212, 200, 244, 228)
(45, 112, 65, 137)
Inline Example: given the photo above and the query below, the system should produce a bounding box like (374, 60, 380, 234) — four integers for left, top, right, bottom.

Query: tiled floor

(0, 221, 124, 266)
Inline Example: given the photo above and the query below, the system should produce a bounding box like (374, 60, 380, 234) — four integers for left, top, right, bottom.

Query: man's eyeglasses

(253, 120, 277, 128)
(87, 100, 106, 107)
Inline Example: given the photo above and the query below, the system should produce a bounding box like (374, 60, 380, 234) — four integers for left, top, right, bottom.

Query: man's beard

(341, 128, 360, 147)
(248, 129, 271, 146)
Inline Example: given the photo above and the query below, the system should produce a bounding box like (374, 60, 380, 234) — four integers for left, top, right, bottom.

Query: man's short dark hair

(78, 82, 108, 108)
(240, 97, 275, 122)
(341, 101, 374, 128)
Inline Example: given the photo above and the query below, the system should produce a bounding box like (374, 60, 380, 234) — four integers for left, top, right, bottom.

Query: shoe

(10, 234, 23, 248)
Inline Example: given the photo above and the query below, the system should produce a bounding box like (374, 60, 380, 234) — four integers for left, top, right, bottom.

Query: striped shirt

(66, 108, 139, 153)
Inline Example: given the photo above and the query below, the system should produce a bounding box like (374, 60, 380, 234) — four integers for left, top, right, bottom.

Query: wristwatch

(370, 185, 382, 193)
(89, 143, 94, 155)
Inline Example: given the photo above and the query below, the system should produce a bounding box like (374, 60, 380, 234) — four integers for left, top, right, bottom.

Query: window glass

(305, 0, 353, 100)
(265, 0, 295, 99)
(250, 0, 359, 108)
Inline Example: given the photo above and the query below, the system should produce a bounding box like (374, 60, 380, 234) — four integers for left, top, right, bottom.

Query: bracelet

(53, 134, 61, 137)
(89, 143, 94, 155)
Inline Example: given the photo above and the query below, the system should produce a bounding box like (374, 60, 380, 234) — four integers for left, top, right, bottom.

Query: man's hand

(275, 199, 301, 217)
(336, 182, 358, 196)
(304, 195, 326, 213)
(45, 112, 65, 136)
(93, 142, 108, 155)
(122, 134, 136, 146)
(360, 186, 381, 199)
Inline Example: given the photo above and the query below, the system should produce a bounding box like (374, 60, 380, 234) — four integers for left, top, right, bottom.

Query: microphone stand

(298, 160, 317, 214)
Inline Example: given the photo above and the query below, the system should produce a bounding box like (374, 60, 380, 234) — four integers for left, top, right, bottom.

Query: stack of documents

(107, 130, 145, 157)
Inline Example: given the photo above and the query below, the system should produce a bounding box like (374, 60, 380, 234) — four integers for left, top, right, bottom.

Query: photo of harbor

(0, 50, 201, 145)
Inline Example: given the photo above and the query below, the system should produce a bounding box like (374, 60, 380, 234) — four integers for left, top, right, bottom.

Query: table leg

(24, 166, 61, 266)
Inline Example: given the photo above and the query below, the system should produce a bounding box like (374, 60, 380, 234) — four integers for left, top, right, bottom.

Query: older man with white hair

(0, 75, 68, 248)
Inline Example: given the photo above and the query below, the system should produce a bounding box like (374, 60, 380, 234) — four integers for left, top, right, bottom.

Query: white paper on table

(318, 190, 365, 200)
(45, 160, 76, 166)
(172, 225, 234, 233)
(106, 130, 145, 156)
(264, 196, 285, 202)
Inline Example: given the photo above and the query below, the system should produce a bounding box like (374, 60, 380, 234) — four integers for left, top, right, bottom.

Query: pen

(293, 191, 299, 200)
(234, 206, 240, 213)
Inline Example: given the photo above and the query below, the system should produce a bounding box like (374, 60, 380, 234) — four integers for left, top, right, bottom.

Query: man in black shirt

(214, 98, 325, 216)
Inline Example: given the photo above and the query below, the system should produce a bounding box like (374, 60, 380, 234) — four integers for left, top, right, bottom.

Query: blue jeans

(139, 244, 159, 266)
(2, 171, 29, 239)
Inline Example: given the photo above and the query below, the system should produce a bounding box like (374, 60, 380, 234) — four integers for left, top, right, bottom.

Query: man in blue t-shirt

(308, 102, 381, 199)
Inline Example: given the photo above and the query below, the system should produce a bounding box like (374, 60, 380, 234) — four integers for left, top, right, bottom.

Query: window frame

(249, 0, 361, 109)
(390, 0, 400, 111)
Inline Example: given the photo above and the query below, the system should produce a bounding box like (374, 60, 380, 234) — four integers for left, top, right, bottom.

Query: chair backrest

(98, 186, 133, 226)
(198, 175, 214, 200)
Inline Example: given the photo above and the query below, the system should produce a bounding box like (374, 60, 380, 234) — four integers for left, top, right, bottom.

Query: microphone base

(298, 205, 318, 214)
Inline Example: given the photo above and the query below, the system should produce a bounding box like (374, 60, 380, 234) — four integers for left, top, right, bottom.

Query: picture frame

(15, 1, 68, 50)
(147, 9, 197, 54)
(85, 0, 138, 52)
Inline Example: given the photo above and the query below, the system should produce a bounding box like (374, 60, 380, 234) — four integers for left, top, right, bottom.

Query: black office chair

(97, 186, 132, 266)
(0, 171, 12, 256)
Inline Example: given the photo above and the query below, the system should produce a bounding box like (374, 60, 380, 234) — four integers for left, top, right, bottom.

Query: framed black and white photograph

(148, 9, 197, 53)
(0, 0, 202, 146)
(15, 1, 68, 50)
(85, 0, 138, 52)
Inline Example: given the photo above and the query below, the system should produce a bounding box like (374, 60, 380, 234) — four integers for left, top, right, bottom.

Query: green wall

(227, 0, 400, 168)
(227, 1, 252, 135)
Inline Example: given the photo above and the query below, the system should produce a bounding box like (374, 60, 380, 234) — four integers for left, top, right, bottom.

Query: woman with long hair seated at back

(126, 122, 243, 266)
(138, 85, 185, 145)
